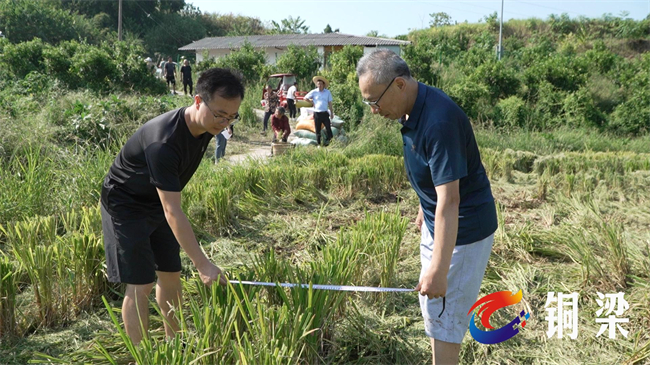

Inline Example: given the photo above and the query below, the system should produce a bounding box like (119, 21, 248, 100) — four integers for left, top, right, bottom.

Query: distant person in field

(100, 68, 243, 345)
(215, 121, 234, 162)
(271, 107, 291, 143)
(163, 56, 177, 95)
(262, 85, 279, 135)
(286, 82, 298, 120)
(357, 49, 497, 365)
(180, 59, 193, 96)
(304, 76, 334, 146)
(145, 57, 156, 75)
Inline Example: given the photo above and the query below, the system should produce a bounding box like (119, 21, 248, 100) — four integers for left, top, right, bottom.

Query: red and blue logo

(467, 290, 530, 344)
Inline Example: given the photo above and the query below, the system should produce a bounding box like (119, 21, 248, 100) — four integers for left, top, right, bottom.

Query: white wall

(363, 45, 401, 56)
(196, 47, 292, 65)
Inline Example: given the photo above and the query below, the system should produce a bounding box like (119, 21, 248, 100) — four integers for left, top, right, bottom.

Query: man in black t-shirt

(163, 56, 177, 94)
(101, 68, 243, 344)
(180, 59, 193, 96)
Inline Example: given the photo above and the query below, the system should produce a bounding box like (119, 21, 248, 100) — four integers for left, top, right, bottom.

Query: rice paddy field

(0, 93, 649, 364)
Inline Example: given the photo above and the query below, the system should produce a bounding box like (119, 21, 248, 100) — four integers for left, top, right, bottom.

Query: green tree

(275, 44, 321, 83)
(366, 30, 387, 38)
(0, 0, 101, 44)
(200, 13, 266, 37)
(429, 12, 453, 28)
(270, 16, 310, 34)
(197, 41, 266, 84)
(324, 24, 333, 33)
(143, 12, 206, 58)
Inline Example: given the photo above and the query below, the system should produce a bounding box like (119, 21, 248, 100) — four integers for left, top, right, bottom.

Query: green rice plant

(15, 242, 59, 326)
(333, 155, 406, 198)
(60, 205, 102, 236)
(56, 231, 108, 312)
(4, 215, 67, 326)
(0, 253, 17, 337)
(598, 219, 630, 289)
(0, 145, 57, 223)
(343, 209, 408, 290)
(94, 274, 319, 365)
(534, 151, 650, 177)
(228, 283, 316, 364)
(56, 143, 119, 212)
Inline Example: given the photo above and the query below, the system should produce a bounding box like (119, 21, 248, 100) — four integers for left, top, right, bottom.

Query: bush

(0, 39, 166, 95)
(113, 42, 167, 95)
(447, 77, 491, 120)
(326, 45, 363, 84)
(71, 44, 116, 93)
(470, 60, 520, 101)
(561, 88, 606, 129)
(1, 38, 47, 78)
(530, 81, 567, 129)
(327, 72, 365, 126)
(523, 55, 588, 94)
(583, 40, 619, 75)
(238, 86, 260, 128)
(609, 93, 650, 135)
(196, 41, 266, 85)
(495, 96, 529, 129)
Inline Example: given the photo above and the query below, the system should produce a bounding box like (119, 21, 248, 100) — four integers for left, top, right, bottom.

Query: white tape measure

(229, 280, 446, 317)
(229, 280, 415, 293)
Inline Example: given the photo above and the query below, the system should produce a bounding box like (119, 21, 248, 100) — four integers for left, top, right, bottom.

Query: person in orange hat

(304, 76, 334, 146)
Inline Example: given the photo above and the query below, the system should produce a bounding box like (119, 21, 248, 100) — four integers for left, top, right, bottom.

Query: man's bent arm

(157, 188, 226, 284)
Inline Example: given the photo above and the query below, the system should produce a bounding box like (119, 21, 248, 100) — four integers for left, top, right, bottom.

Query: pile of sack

(291, 107, 346, 146)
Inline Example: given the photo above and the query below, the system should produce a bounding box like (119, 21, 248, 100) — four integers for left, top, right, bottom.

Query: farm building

(178, 33, 410, 67)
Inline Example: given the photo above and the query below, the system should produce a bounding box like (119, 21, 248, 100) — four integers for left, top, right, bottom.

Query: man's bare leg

(430, 337, 461, 365)
(155, 271, 182, 338)
(123, 282, 155, 345)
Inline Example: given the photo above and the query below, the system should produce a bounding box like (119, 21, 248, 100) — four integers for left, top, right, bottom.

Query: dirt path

(225, 145, 272, 163)
(223, 109, 275, 163)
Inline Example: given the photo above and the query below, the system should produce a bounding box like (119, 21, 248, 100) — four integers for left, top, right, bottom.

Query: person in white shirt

(286, 82, 298, 120)
(304, 76, 334, 146)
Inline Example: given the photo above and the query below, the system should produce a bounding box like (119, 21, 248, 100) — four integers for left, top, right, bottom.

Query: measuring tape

(229, 280, 446, 317)
(230, 280, 415, 292)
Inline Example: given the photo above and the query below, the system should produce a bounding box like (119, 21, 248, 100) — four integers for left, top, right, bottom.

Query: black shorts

(166, 75, 176, 85)
(101, 204, 181, 284)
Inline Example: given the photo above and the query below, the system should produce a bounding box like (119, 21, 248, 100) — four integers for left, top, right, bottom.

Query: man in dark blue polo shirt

(357, 49, 497, 364)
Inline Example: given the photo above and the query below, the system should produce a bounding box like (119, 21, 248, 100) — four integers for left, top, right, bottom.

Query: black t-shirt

(165, 62, 176, 77)
(180, 65, 192, 81)
(101, 107, 213, 218)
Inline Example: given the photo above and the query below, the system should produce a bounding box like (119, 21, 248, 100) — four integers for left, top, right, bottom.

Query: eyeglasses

(203, 101, 239, 125)
(362, 76, 398, 109)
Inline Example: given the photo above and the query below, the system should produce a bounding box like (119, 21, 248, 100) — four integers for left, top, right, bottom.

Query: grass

(0, 94, 649, 364)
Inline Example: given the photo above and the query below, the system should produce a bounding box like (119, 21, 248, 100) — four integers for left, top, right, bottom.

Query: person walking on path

(262, 85, 279, 135)
(180, 59, 193, 96)
(303, 76, 334, 146)
(357, 49, 497, 365)
(100, 68, 243, 345)
(286, 82, 298, 120)
(163, 56, 177, 95)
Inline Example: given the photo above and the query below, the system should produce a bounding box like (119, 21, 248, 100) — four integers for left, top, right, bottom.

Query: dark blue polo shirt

(401, 82, 497, 245)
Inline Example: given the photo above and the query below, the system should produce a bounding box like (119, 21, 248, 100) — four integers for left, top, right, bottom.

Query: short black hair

(277, 107, 286, 114)
(196, 68, 245, 102)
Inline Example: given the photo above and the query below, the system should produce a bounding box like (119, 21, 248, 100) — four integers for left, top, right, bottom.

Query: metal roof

(179, 33, 410, 51)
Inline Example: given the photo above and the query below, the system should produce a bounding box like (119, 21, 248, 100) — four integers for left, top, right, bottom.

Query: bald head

(356, 49, 412, 85)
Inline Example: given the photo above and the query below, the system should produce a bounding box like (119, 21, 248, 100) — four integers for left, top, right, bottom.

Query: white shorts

(419, 227, 494, 344)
